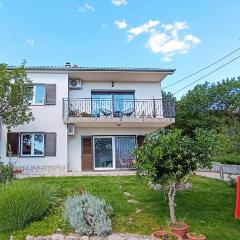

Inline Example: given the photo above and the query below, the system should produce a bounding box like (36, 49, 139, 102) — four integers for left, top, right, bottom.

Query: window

(29, 85, 45, 105)
(21, 133, 44, 156)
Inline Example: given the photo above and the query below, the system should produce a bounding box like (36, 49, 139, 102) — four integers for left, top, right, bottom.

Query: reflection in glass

(35, 85, 45, 104)
(22, 134, 32, 155)
(34, 134, 44, 155)
(94, 138, 113, 168)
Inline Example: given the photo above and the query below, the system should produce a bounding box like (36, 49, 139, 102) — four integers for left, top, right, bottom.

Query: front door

(93, 137, 115, 170)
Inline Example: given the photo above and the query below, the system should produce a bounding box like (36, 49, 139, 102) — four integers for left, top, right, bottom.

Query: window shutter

(82, 136, 93, 171)
(45, 84, 56, 105)
(45, 133, 56, 156)
(7, 132, 19, 156)
(137, 135, 145, 147)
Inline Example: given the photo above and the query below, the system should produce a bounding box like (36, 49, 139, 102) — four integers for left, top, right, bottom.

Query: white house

(0, 64, 175, 174)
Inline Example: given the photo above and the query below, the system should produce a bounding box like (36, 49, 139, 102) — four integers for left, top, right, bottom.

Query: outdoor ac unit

(67, 124, 75, 135)
(69, 79, 82, 90)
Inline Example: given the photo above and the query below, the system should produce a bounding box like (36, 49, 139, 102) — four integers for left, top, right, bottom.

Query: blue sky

(0, 0, 240, 98)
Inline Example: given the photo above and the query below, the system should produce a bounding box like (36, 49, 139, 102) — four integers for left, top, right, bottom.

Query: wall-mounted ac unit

(69, 79, 82, 90)
(67, 124, 75, 135)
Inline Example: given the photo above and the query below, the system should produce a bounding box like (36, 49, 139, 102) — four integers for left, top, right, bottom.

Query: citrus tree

(134, 128, 216, 224)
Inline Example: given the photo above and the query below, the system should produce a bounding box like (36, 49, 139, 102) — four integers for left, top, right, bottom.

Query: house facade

(0, 64, 175, 174)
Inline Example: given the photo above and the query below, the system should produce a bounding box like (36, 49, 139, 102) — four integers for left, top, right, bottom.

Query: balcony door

(91, 91, 134, 117)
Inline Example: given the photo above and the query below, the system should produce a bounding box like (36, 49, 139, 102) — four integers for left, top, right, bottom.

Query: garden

(0, 128, 239, 240)
(0, 176, 239, 240)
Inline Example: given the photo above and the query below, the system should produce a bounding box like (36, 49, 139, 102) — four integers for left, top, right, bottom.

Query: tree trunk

(168, 182, 177, 225)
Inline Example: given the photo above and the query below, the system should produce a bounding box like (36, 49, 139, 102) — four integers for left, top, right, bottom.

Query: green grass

(212, 154, 240, 165)
(0, 175, 239, 240)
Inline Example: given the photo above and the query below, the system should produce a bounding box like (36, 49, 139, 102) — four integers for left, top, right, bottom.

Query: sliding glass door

(91, 92, 134, 118)
(94, 137, 115, 170)
(115, 136, 136, 168)
(93, 136, 136, 170)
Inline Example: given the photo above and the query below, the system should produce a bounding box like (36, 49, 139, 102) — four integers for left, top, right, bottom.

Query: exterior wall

(67, 127, 157, 172)
(0, 73, 69, 171)
(69, 81, 163, 99)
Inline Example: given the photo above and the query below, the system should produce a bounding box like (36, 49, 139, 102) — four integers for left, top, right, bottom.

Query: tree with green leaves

(0, 63, 33, 130)
(175, 78, 240, 135)
(134, 128, 216, 224)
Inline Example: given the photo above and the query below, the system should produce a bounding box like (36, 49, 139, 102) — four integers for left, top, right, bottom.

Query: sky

(0, 0, 240, 98)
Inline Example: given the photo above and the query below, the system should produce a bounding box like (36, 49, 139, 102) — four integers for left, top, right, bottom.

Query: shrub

(0, 183, 58, 232)
(63, 193, 112, 237)
(0, 160, 16, 185)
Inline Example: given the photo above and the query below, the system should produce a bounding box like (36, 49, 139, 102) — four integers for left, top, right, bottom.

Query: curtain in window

(115, 136, 136, 168)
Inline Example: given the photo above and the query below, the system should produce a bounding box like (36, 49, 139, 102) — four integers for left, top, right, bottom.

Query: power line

(163, 47, 240, 89)
(172, 54, 240, 95)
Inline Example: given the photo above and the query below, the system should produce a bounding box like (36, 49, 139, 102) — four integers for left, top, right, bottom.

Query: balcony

(63, 98, 175, 128)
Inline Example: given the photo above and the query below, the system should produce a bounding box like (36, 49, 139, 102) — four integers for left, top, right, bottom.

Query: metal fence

(63, 98, 175, 119)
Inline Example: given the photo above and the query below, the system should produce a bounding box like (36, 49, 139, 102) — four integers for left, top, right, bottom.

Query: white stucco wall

(68, 127, 157, 172)
(0, 73, 68, 169)
(69, 81, 163, 99)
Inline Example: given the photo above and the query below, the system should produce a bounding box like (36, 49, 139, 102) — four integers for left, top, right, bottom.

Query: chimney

(65, 62, 71, 68)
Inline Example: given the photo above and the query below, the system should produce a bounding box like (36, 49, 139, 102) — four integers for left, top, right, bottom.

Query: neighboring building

(0, 64, 175, 174)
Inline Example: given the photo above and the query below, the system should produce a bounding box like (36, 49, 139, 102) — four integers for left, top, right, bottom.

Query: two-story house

(0, 64, 175, 174)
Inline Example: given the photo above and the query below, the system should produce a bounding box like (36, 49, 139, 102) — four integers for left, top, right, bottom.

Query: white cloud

(112, 0, 127, 6)
(26, 38, 35, 47)
(115, 20, 128, 29)
(117, 19, 200, 61)
(127, 20, 160, 41)
(184, 34, 201, 44)
(77, 3, 95, 13)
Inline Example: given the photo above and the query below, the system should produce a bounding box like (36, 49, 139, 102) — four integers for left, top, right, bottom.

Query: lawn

(0, 175, 239, 240)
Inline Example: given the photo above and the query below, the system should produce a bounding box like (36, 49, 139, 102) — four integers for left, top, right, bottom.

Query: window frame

(29, 84, 45, 105)
(20, 133, 45, 157)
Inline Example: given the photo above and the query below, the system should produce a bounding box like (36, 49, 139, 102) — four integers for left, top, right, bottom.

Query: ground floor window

(93, 136, 136, 169)
(21, 133, 44, 156)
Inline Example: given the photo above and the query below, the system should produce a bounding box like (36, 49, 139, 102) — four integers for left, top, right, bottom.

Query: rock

(42, 237, 52, 240)
(127, 199, 138, 204)
(26, 236, 34, 240)
(80, 236, 90, 240)
(35, 237, 44, 240)
(65, 235, 79, 240)
(135, 208, 142, 213)
(52, 234, 65, 240)
(107, 234, 124, 240)
(123, 192, 131, 196)
(149, 182, 162, 191)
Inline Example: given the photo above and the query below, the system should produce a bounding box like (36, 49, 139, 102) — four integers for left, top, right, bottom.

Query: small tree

(0, 63, 33, 129)
(134, 128, 216, 225)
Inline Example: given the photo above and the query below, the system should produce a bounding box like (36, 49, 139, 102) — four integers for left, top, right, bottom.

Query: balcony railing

(63, 98, 175, 119)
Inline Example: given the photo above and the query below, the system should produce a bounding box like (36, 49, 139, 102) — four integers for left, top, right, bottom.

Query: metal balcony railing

(63, 98, 175, 119)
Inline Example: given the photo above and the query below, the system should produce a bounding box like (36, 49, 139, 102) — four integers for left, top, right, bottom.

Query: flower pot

(151, 230, 182, 240)
(170, 222, 189, 238)
(187, 232, 206, 240)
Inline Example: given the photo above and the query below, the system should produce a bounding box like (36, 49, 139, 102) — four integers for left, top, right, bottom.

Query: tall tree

(175, 78, 240, 135)
(0, 63, 33, 130)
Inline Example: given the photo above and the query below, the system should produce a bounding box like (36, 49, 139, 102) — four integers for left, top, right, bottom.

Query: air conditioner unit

(67, 124, 75, 135)
(69, 79, 82, 90)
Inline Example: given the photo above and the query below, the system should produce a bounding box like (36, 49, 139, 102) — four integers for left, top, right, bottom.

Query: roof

(8, 65, 175, 73)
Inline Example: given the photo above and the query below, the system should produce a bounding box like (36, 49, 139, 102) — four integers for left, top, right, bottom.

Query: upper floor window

(28, 84, 56, 105)
(29, 85, 45, 105)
